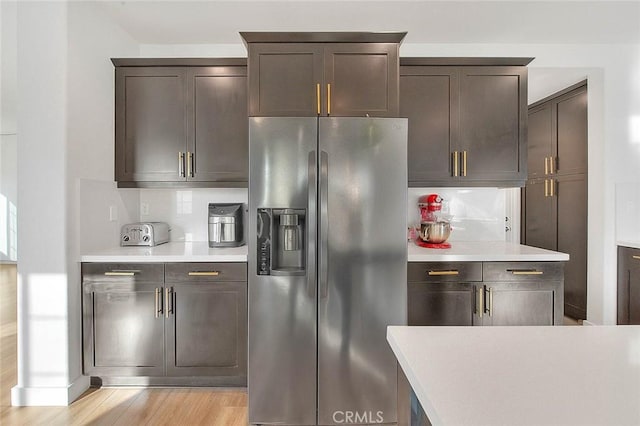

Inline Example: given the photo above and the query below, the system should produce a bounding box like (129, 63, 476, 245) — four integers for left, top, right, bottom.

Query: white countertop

(387, 325, 640, 426)
(618, 240, 640, 250)
(408, 240, 569, 262)
(81, 242, 248, 262)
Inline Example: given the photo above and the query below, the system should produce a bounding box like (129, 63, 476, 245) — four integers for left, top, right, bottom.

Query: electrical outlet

(109, 205, 118, 222)
(141, 203, 149, 216)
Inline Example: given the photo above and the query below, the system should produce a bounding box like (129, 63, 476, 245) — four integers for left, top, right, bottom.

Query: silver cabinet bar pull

(155, 288, 160, 318)
(165, 287, 173, 318)
(428, 270, 459, 276)
(478, 286, 484, 318)
(187, 151, 194, 178)
(488, 287, 493, 317)
(188, 271, 219, 276)
(178, 152, 185, 177)
(633, 256, 640, 260)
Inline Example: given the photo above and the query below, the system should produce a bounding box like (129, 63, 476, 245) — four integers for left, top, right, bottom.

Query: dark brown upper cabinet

(400, 58, 532, 187)
(242, 32, 404, 118)
(527, 82, 588, 181)
(113, 59, 248, 188)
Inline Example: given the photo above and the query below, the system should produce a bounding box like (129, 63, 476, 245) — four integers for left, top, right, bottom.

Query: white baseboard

(11, 375, 90, 406)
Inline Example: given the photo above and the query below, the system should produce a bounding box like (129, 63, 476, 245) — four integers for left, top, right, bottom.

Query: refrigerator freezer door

(318, 117, 408, 425)
(248, 117, 318, 425)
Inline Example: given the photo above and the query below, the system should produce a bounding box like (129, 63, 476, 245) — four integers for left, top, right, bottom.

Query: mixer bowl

(419, 221, 451, 244)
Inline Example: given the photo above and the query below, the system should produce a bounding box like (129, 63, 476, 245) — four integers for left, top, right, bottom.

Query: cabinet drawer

(82, 263, 164, 283)
(483, 262, 564, 282)
(408, 262, 482, 283)
(165, 262, 247, 282)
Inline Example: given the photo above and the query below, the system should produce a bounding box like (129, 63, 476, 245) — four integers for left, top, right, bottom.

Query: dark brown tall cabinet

(522, 82, 588, 319)
(242, 32, 404, 118)
(400, 59, 531, 187)
(113, 59, 248, 188)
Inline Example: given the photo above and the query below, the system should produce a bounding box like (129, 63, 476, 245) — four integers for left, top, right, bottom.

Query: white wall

(13, 1, 77, 406)
(12, 1, 139, 406)
(1, 1, 17, 263)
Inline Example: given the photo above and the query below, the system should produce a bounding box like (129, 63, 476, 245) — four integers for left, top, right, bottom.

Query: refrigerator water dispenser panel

(257, 208, 306, 276)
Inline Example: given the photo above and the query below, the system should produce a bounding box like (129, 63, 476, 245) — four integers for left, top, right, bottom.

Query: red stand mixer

(417, 194, 452, 249)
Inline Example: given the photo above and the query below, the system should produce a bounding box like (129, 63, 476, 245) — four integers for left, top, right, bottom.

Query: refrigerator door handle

(319, 150, 329, 299)
(307, 151, 317, 298)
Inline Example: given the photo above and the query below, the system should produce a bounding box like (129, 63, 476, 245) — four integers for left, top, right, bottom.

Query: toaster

(121, 222, 170, 247)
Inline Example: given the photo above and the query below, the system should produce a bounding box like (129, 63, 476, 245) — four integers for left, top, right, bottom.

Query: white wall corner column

(11, 1, 89, 406)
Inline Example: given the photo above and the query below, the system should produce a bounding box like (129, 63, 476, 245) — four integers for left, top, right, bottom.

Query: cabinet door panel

(528, 103, 553, 179)
(188, 67, 248, 183)
(166, 282, 247, 377)
(408, 282, 476, 326)
(324, 43, 399, 117)
(523, 179, 556, 251)
(458, 67, 526, 182)
(116, 68, 186, 182)
(248, 44, 323, 116)
(484, 283, 555, 326)
(84, 282, 164, 376)
(556, 86, 587, 176)
(556, 174, 587, 319)
(401, 67, 457, 184)
(618, 247, 640, 325)
(630, 266, 640, 324)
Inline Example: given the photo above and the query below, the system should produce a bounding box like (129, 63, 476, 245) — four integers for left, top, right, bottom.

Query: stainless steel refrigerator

(248, 117, 408, 425)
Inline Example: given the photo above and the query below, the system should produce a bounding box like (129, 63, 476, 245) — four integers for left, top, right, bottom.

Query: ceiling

(100, 1, 640, 45)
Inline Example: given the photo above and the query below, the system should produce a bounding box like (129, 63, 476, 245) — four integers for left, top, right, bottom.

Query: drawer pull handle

(633, 256, 640, 260)
(188, 271, 220, 276)
(428, 270, 459, 276)
(104, 271, 139, 276)
(508, 270, 543, 275)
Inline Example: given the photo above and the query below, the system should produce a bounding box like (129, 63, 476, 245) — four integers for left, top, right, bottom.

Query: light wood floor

(0, 264, 248, 425)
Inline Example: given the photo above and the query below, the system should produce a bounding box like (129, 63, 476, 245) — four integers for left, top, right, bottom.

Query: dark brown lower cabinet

(82, 262, 247, 385)
(164, 263, 247, 378)
(617, 246, 640, 324)
(408, 261, 564, 327)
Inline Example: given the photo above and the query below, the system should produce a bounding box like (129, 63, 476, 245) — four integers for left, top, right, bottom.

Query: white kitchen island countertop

(81, 242, 248, 262)
(387, 325, 640, 426)
(408, 240, 569, 262)
(619, 240, 640, 250)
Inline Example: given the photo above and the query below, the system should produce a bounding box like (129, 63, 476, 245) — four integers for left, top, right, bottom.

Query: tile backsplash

(408, 188, 506, 241)
(616, 182, 640, 242)
(136, 187, 508, 243)
(140, 188, 247, 242)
